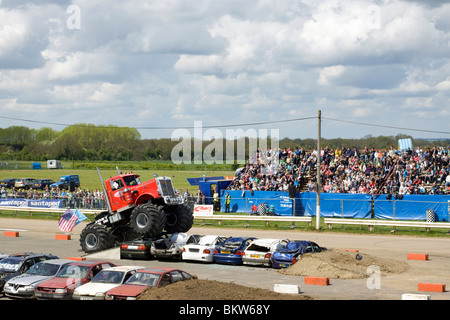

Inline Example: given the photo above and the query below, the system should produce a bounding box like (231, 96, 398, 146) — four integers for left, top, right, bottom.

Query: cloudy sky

(0, 0, 449, 140)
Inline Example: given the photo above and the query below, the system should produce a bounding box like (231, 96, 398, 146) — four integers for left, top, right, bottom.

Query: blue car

(271, 241, 326, 268)
(213, 237, 257, 265)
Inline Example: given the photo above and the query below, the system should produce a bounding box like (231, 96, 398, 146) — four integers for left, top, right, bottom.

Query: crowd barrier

(1, 192, 448, 222)
(219, 191, 450, 222)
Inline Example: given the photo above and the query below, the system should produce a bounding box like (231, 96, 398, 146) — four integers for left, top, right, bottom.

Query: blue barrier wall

(220, 190, 298, 216)
(220, 191, 372, 217)
(298, 193, 372, 218)
(219, 191, 449, 221)
(373, 194, 449, 221)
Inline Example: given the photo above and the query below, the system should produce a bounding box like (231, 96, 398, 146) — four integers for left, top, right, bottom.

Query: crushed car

(242, 238, 288, 267)
(120, 238, 156, 260)
(3, 259, 72, 299)
(151, 233, 201, 260)
(271, 240, 326, 268)
(213, 237, 257, 265)
(35, 260, 116, 300)
(72, 266, 143, 300)
(105, 267, 195, 300)
(0, 253, 58, 294)
(182, 235, 229, 263)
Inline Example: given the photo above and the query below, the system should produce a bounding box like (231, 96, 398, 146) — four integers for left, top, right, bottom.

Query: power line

(0, 115, 317, 130)
(136, 116, 317, 129)
(0, 114, 448, 135)
(323, 117, 450, 135)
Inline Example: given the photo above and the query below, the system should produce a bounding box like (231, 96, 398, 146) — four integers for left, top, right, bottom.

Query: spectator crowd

(0, 186, 107, 209)
(227, 145, 450, 196)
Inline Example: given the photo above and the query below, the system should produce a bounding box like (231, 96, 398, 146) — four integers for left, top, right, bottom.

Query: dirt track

(1, 218, 450, 300)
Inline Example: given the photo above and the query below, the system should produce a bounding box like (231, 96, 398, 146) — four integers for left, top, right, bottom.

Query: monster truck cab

(105, 173, 183, 214)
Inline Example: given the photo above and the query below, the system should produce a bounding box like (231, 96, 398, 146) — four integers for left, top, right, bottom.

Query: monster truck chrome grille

(157, 178, 176, 197)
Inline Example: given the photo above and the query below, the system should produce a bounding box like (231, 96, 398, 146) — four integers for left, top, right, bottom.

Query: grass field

(0, 167, 234, 193)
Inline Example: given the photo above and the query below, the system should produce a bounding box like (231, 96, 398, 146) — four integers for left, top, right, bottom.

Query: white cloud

(0, 0, 449, 139)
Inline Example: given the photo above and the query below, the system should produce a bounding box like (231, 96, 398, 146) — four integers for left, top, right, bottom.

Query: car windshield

(282, 242, 306, 253)
(246, 243, 270, 253)
(222, 241, 243, 249)
(92, 270, 124, 284)
(57, 265, 90, 279)
(125, 272, 161, 287)
(0, 258, 23, 272)
(27, 262, 62, 276)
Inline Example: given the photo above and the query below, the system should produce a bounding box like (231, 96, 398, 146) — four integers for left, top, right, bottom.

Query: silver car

(4, 259, 71, 299)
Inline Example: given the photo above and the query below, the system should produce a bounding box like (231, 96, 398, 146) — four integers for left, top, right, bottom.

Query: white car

(72, 266, 143, 300)
(4, 259, 71, 299)
(151, 233, 201, 260)
(182, 235, 229, 263)
(242, 238, 288, 267)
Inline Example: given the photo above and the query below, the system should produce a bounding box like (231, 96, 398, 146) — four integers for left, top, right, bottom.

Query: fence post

(393, 199, 396, 220)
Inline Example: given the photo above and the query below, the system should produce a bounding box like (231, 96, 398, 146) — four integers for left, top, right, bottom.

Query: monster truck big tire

(80, 224, 115, 253)
(165, 204, 194, 234)
(129, 204, 166, 237)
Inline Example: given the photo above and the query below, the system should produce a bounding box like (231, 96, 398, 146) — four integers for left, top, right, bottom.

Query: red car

(104, 267, 195, 300)
(35, 260, 116, 300)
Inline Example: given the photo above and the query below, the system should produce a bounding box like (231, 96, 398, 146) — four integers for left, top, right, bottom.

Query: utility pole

(316, 110, 321, 230)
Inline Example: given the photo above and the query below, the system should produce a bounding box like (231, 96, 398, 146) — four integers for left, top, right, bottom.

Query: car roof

(225, 237, 255, 242)
(137, 267, 182, 274)
(67, 260, 113, 267)
(247, 238, 286, 246)
(284, 241, 311, 249)
(101, 266, 143, 272)
(37, 259, 72, 266)
(3, 253, 57, 261)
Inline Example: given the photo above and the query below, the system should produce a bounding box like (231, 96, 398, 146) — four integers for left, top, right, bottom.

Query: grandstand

(229, 145, 449, 196)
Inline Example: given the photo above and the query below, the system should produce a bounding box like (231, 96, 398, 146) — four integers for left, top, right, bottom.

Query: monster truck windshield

(123, 176, 141, 186)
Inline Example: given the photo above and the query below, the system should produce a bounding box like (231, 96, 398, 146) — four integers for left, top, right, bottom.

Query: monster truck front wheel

(80, 224, 115, 253)
(129, 203, 166, 237)
(165, 204, 194, 234)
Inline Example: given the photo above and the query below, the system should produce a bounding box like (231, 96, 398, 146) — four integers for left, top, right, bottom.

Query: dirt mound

(279, 249, 410, 279)
(139, 249, 410, 300)
(140, 278, 311, 300)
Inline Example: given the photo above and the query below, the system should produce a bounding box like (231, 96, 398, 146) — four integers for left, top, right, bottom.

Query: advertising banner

(0, 198, 63, 209)
(193, 204, 214, 216)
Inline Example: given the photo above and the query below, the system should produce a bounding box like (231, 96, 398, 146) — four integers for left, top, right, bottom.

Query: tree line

(0, 125, 447, 162)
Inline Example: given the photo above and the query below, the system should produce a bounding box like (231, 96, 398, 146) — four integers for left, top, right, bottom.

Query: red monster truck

(79, 168, 193, 253)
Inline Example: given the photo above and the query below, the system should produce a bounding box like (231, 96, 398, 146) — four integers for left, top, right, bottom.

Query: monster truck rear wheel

(80, 224, 115, 253)
(164, 204, 194, 234)
(129, 203, 166, 237)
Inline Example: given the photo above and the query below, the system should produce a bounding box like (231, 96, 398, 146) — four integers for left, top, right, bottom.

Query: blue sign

(0, 198, 63, 209)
